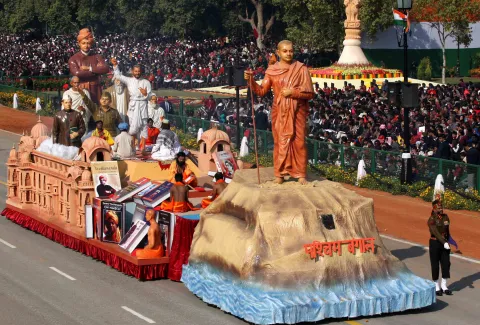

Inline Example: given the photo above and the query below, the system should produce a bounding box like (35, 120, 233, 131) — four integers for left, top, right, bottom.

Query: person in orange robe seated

(201, 172, 228, 209)
(141, 118, 160, 152)
(131, 209, 165, 258)
(168, 151, 197, 187)
(158, 173, 199, 213)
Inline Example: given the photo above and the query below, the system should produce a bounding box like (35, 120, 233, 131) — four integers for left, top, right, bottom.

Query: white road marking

(49, 267, 76, 281)
(0, 238, 16, 248)
(380, 234, 480, 265)
(122, 306, 156, 324)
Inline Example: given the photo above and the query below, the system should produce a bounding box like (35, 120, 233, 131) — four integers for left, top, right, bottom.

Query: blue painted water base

(182, 263, 436, 325)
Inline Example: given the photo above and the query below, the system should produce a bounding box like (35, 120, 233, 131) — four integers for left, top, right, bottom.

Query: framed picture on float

(100, 200, 126, 244)
(213, 151, 238, 179)
(90, 161, 122, 198)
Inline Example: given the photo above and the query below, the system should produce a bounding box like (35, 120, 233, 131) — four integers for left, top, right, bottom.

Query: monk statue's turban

(105, 211, 119, 225)
(77, 28, 94, 43)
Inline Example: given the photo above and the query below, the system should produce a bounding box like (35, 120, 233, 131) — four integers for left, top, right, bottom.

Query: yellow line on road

(345, 321, 364, 325)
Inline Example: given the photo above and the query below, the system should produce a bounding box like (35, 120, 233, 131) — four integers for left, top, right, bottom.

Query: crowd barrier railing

(165, 113, 480, 191)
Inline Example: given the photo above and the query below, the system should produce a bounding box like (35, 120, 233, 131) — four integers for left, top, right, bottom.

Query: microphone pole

(248, 70, 261, 185)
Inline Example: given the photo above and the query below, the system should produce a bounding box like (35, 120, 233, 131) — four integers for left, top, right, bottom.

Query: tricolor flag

(393, 9, 411, 33)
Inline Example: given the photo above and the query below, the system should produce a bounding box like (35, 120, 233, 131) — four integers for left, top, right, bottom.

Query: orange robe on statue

(200, 179, 225, 209)
(201, 195, 218, 209)
(168, 161, 198, 187)
(157, 183, 199, 213)
(251, 61, 314, 178)
(132, 246, 164, 259)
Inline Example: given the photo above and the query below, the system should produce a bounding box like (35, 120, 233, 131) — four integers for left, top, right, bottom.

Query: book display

(141, 181, 173, 208)
(101, 200, 126, 243)
(111, 177, 152, 202)
(212, 151, 238, 179)
(90, 161, 122, 198)
(4, 122, 226, 282)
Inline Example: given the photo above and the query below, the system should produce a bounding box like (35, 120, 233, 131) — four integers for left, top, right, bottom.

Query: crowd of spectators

(0, 33, 274, 89)
(205, 79, 480, 167)
(2, 32, 480, 172)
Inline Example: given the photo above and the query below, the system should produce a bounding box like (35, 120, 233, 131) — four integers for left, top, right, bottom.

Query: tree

(38, 0, 75, 35)
(358, 0, 396, 41)
(413, 0, 480, 83)
(451, 21, 473, 75)
(238, 0, 275, 49)
(0, 0, 36, 33)
(272, 0, 344, 52)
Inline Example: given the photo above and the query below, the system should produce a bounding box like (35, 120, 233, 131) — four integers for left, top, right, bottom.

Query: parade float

(182, 168, 435, 324)
(1, 118, 234, 281)
(1, 12, 436, 324)
(2, 111, 435, 323)
(179, 5, 435, 321)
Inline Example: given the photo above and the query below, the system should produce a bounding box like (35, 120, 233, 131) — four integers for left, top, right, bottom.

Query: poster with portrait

(91, 161, 122, 198)
(100, 200, 125, 243)
(213, 151, 238, 179)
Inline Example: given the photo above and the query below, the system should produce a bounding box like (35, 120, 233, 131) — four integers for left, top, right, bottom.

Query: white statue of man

(110, 58, 150, 142)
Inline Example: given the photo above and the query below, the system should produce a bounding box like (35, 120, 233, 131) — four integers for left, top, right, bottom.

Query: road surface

(0, 130, 478, 325)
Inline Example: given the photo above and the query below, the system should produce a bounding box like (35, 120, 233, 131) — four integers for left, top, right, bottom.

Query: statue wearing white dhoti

(111, 59, 150, 140)
(63, 76, 92, 129)
(147, 95, 165, 129)
(106, 78, 129, 123)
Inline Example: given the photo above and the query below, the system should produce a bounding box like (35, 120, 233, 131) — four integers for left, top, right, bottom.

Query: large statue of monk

(245, 40, 314, 184)
(69, 28, 109, 104)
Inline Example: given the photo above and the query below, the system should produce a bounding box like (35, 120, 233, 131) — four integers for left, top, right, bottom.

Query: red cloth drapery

(168, 215, 199, 281)
(1, 208, 167, 280)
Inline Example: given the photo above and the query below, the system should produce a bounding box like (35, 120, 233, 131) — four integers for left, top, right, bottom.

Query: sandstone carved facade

(6, 118, 111, 232)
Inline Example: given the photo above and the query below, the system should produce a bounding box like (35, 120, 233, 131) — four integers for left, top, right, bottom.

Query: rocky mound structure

(182, 168, 435, 324)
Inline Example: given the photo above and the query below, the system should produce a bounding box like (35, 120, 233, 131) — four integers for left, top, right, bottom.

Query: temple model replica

(180, 40, 435, 324)
(6, 118, 108, 227)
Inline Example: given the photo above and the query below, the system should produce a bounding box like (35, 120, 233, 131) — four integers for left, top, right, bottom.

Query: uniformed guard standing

(428, 199, 453, 296)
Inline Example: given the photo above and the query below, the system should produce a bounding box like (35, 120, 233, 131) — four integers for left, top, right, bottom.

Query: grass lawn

(432, 77, 480, 84)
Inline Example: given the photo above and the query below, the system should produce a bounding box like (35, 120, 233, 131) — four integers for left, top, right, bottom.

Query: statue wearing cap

(69, 28, 109, 104)
(52, 93, 86, 147)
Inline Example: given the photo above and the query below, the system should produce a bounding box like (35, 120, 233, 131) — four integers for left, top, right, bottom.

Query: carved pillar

(338, 0, 370, 65)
